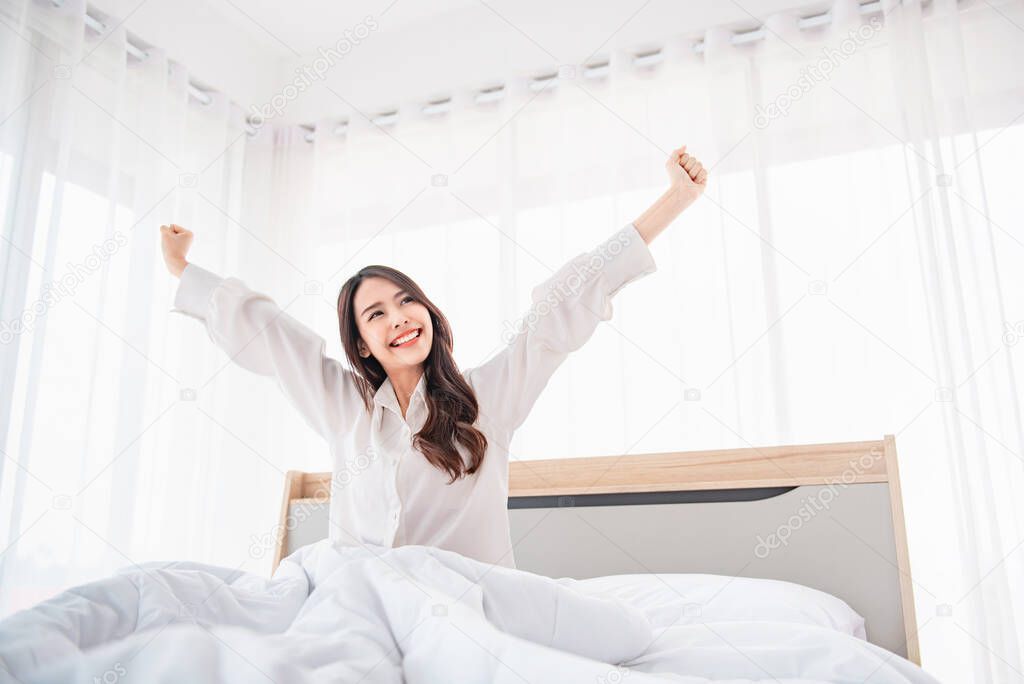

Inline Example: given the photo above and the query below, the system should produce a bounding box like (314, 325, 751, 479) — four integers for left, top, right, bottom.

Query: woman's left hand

(665, 145, 708, 200)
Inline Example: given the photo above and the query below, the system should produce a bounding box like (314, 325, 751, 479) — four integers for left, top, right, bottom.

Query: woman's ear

(358, 341, 371, 358)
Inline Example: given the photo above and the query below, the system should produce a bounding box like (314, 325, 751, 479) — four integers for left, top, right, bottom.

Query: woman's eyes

(368, 297, 414, 320)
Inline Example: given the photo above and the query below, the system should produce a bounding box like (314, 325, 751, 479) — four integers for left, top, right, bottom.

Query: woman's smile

(390, 328, 422, 348)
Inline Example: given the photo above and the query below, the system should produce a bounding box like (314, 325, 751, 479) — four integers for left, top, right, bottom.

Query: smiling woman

(158, 146, 705, 570)
(336, 263, 486, 486)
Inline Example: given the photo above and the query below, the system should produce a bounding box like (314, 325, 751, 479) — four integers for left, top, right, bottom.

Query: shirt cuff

(169, 262, 224, 320)
(598, 222, 658, 298)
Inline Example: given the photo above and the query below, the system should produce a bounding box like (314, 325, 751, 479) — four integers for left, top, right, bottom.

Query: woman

(160, 146, 707, 570)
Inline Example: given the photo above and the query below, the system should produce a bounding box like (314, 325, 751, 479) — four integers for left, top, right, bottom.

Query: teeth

(391, 329, 420, 346)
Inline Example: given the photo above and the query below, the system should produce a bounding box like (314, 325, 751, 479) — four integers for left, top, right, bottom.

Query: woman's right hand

(160, 224, 193, 278)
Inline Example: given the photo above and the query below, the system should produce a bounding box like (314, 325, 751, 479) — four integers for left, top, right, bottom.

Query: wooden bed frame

(272, 434, 919, 665)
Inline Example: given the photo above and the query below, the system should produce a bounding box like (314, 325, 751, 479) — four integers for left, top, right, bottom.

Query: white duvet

(0, 540, 941, 683)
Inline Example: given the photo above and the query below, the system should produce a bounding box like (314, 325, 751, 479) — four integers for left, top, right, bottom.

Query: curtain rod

(692, 0, 885, 53)
(299, 0, 895, 142)
(57, 1, 216, 106)
(65, 0, 901, 139)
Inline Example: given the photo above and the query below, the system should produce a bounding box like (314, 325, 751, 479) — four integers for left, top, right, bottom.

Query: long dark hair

(336, 265, 488, 484)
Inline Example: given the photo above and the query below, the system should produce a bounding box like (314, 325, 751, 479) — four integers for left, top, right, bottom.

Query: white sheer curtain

(0, 0, 264, 613)
(2, 0, 1022, 681)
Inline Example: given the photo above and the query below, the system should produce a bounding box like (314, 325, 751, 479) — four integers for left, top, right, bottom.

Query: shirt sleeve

(465, 222, 657, 434)
(169, 262, 357, 442)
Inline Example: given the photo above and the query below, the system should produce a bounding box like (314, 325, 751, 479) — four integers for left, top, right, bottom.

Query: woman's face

(353, 276, 433, 369)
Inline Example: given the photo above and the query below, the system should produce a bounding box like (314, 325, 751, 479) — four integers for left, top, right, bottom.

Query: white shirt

(170, 222, 657, 568)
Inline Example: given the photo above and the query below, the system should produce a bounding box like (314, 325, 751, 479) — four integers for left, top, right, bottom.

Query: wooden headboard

(272, 434, 919, 665)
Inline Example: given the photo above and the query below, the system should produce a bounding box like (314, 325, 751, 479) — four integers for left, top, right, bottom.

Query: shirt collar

(373, 373, 427, 427)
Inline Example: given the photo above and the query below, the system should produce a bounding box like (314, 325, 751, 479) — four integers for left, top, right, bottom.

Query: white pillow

(560, 573, 867, 639)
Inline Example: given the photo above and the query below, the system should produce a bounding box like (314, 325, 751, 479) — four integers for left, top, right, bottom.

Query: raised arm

(464, 146, 707, 435)
(465, 223, 655, 434)
(161, 224, 358, 442)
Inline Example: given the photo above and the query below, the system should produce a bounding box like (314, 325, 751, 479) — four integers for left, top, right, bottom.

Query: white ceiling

(90, 0, 824, 124)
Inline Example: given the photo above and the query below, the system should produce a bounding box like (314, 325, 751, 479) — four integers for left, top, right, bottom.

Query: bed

(0, 435, 935, 682)
(275, 434, 920, 665)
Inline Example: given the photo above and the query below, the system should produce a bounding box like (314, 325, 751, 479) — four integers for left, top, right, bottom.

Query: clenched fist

(665, 145, 708, 203)
(160, 224, 193, 278)
(631, 144, 709, 244)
